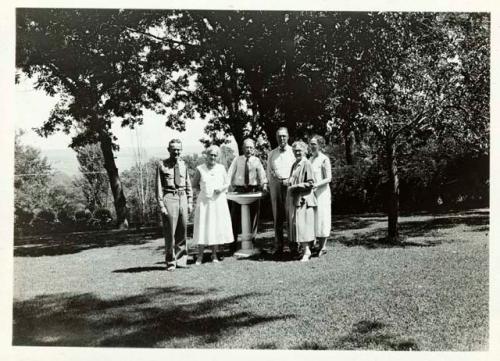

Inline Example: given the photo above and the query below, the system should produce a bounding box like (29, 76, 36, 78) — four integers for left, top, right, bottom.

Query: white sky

(15, 77, 220, 153)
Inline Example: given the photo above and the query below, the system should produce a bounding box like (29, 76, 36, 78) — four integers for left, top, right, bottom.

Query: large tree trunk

(99, 130, 129, 230)
(231, 121, 245, 155)
(386, 141, 399, 242)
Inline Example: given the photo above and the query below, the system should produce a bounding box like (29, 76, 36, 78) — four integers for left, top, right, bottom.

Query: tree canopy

(16, 9, 489, 238)
(16, 8, 179, 228)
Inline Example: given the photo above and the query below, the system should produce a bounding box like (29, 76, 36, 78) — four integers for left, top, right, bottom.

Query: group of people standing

(156, 127, 332, 271)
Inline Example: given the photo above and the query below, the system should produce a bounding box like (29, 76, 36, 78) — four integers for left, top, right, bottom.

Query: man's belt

(276, 177, 288, 185)
(163, 189, 186, 196)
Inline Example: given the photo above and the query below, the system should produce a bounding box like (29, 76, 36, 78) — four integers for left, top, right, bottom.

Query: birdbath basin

(227, 192, 264, 258)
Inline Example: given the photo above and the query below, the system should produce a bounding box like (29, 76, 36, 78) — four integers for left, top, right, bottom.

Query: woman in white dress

(309, 135, 332, 256)
(191, 145, 234, 264)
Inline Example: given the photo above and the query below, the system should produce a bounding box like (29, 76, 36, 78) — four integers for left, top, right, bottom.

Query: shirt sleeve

(156, 162, 165, 209)
(266, 149, 273, 180)
(257, 158, 268, 184)
(227, 157, 237, 187)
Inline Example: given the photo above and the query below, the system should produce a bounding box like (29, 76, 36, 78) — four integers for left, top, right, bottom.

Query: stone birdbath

(226, 191, 264, 258)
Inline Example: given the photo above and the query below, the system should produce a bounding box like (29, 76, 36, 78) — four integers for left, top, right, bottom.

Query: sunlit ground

(13, 209, 488, 350)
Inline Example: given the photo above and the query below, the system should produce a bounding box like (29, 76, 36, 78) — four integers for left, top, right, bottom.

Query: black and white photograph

(0, 0, 497, 359)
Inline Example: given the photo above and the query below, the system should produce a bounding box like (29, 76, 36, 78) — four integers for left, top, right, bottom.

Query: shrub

(32, 208, 57, 233)
(92, 208, 113, 229)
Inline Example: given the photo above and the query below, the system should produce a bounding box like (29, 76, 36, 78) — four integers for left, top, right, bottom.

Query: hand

(160, 207, 168, 216)
(282, 179, 290, 186)
(188, 204, 193, 214)
(262, 184, 268, 193)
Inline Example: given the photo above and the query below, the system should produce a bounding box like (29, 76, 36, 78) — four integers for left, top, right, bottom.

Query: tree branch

(125, 27, 198, 48)
(46, 64, 79, 94)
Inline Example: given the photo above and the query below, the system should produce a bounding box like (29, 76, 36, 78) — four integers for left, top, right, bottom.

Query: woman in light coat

(284, 141, 317, 262)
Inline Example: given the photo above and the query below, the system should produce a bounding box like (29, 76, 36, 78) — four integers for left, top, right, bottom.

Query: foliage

(15, 8, 179, 228)
(73, 144, 111, 211)
(89, 208, 114, 229)
(15, 10, 489, 238)
(120, 158, 159, 226)
(31, 208, 57, 233)
(152, 11, 338, 150)
(14, 130, 53, 214)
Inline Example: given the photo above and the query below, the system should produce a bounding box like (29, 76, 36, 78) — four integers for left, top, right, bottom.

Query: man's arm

(227, 157, 238, 191)
(266, 149, 274, 180)
(156, 162, 167, 214)
(257, 159, 268, 191)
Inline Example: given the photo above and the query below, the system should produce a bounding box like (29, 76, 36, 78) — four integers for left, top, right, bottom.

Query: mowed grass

(12, 209, 489, 350)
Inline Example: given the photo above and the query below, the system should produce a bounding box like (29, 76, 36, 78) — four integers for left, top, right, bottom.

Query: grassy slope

(13, 210, 489, 350)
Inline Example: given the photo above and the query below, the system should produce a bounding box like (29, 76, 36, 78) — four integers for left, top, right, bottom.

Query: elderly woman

(191, 145, 234, 264)
(309, 135, 332, 256)
(285, 141, 317, 262)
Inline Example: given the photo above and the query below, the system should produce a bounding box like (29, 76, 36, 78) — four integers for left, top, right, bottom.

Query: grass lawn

(12, 209, 489, 350)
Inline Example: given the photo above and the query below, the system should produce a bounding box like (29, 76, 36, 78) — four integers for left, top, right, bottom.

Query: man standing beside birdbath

(227, 138, 268, 254)
(267, 127, 296, 258)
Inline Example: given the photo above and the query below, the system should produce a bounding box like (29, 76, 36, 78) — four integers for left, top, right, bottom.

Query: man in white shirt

(227, 138, 268, 253)
(266, 127, 296, 257)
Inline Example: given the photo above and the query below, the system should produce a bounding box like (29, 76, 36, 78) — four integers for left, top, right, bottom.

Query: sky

(15, 77, 237, 154)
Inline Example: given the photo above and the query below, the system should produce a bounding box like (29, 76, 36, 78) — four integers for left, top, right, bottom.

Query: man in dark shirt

(156, 139, 193, 271)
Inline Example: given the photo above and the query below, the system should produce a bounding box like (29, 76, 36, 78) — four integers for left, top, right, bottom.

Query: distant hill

(41, 145, 204, 176)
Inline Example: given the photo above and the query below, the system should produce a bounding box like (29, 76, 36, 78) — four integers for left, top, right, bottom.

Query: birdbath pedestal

(226, 191, 264, 258)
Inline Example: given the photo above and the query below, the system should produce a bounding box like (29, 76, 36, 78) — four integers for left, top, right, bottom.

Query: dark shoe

(290, 248, 301, 260)
(272, 249, 284, 259)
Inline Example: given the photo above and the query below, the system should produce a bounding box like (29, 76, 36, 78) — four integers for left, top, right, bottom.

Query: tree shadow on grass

(336, 211, 489, 249)
(251, 342, 278, 349)
(113, 266, 167, 273)
(292, 341, 329, 350)
(14, 228, 163, 257)
(334, 320, 419, 350)
(399, 212, 489, 237)
(335, 231, 438, 249)
(331, 217, 381, 232)
(13, 287, 292, 348)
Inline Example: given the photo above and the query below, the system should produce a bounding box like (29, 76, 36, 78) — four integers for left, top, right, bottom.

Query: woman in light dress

(309, 135, 332, 256)
(284, 141, 317, 262)
(191, 145, 234, 264)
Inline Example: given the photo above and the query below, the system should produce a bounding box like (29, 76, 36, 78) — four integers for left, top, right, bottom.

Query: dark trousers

(269, 178, 298, 253)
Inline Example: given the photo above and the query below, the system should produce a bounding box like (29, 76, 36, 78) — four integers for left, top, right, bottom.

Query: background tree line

(15, 10, 489, 241)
